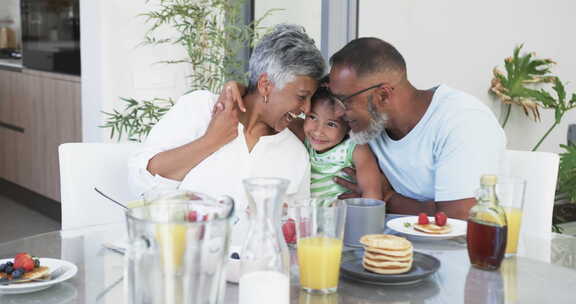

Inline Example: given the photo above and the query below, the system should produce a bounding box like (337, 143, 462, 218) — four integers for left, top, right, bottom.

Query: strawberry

(417, 213, 429, 225)
(282, 219, 296, 244)
(187, 211, 198, 222)
(13, 255, 34, 272)
(14, 253, 30, 262)
(435, 211, 448, 226)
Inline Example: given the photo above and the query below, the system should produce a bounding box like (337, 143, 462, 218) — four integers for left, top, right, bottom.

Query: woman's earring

(263, 95, 268, 104)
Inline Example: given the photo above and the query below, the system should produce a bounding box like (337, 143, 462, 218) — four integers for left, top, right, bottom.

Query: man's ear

(376, 85, 393, 105)
(257, 73, 272, 96)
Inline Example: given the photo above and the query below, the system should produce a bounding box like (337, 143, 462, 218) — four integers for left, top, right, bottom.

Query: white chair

(59, 142, 142, 230)
(501, 149, 559, 261)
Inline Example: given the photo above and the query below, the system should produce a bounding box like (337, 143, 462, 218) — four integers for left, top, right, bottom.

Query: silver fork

(0, 266, 67, 285)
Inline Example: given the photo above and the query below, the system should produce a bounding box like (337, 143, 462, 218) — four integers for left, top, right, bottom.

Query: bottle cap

(480, 174, 498, 186)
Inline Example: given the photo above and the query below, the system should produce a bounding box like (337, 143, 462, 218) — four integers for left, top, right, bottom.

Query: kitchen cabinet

(0, 68, 81, 201)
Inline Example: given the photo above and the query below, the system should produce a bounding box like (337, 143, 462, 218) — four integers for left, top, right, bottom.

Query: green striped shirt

(306, 138, 356, 206)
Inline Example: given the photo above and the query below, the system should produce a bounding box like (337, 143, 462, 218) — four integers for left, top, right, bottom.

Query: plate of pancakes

(340, 234, 440, 285)
(386, 216, 467, 240)
(0, 258, 78, 295)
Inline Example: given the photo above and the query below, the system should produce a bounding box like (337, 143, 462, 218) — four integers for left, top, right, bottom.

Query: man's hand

(334, 167, 361, 199)
(203, 88, 239, 148)
(334, 167, 393, 200)
(213, 81, 246, 114)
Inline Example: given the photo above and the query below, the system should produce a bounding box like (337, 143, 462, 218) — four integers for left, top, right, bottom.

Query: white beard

(349, 100, 388, 145)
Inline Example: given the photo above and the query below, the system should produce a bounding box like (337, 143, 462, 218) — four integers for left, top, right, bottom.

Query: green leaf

(558, 144, 576, 203)
(552, 77, 566, 103)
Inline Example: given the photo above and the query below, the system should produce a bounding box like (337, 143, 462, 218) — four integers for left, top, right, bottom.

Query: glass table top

(0, 221, 575, 304)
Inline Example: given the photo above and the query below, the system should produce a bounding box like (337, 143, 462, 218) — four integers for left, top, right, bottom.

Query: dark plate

(340, 249, 440, 285)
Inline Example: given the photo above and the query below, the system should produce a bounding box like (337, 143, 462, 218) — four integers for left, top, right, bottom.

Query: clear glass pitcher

(125, 190, 235, 304)
(238, 177, 290, 304)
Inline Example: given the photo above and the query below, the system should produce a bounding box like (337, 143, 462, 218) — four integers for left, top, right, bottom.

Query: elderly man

(329, 38, 506, 219)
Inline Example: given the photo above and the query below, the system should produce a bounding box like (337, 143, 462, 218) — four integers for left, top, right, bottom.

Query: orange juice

(504, 207, 522, 254)
(155, 223, 187, 270)
(297, 236, 343, 291)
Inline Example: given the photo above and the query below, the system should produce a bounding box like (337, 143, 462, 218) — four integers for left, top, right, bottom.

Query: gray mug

(343, 198, 386, 247)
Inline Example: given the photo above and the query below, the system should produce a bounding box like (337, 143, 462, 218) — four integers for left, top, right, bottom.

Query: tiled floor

(0, 195, 61, 244)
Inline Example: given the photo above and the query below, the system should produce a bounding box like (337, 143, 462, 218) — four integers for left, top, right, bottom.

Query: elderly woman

(129, 24, 325, 244)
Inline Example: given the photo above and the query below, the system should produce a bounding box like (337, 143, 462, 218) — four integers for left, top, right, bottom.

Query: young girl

(289, 85, 383, 205)
(215, 80, 383, 204)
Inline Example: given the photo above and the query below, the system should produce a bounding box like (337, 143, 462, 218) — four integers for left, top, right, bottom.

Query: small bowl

(226, 246, 242, 283)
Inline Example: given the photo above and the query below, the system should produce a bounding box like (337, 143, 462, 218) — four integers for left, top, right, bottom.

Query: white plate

(386, 216, 467, 240)
(0, 258, 78, 295)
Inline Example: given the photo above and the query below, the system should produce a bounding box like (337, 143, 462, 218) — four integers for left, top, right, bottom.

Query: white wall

(358, 0, 576, 153)
(80, 0, 190, 142)
(0, 0, 21, 48)
(254, 0, 322, 49)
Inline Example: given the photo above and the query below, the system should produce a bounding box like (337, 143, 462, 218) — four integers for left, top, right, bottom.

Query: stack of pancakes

(359, 234, 413, 274)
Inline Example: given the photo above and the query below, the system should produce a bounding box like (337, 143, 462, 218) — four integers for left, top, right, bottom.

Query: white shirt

(128, 90, 310, 245)
(369, 84, 506, 202)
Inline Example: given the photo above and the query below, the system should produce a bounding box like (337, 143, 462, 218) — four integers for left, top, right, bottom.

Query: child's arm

(352, 144, 383, 200)
(288, 119, 305, 143)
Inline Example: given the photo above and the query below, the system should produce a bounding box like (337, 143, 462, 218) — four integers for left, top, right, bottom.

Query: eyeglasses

(330, 83, 384, 110)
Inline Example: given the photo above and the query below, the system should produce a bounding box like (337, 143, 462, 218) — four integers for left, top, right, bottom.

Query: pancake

(414, 223, 452, 234)
(360, 234, 412, 250)
(362, 261, 412, 275)
(365, 247, 412, 257)
(0, 266, 50, 282)
(364, 250, 413, 262)
(364, 257, 413, 268)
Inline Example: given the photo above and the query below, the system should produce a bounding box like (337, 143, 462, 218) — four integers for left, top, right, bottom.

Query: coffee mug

(343, 198, 386, 247)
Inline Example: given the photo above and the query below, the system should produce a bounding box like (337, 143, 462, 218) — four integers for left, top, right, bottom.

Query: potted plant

(490, 45, 576, 232)
(102, 0, 276, 142)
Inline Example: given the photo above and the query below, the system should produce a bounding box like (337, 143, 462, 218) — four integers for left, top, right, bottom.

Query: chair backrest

(59, 143, 141, 230)
(501, 149, 559, 259)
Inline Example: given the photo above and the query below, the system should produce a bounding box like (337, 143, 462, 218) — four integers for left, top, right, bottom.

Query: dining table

(1, 215, 576, 304)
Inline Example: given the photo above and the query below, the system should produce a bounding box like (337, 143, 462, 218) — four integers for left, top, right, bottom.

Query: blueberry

(0, 263, 5, 273)
(34, 259, 40, 268)
(11, 268, 24, 279)
(230, 252, 240, 260)
(5, 266, 13, 275)
(5, 261, 13, 267)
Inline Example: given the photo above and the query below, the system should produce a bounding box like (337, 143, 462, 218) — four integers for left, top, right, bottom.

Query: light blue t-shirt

(369, 84, 506, 202)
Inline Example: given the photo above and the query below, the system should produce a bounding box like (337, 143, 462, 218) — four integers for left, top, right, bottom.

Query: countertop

(0, 58, 22, 69)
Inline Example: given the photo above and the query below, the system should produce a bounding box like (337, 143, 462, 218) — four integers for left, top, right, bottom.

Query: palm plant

(490, 45, 576, 151)
(102, 0, 276, 142)
(491, 45, 576, 232)
(101, 97, 174, 142)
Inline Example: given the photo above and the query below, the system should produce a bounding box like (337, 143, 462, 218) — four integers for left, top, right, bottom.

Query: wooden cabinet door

(0, 69, 81, 201)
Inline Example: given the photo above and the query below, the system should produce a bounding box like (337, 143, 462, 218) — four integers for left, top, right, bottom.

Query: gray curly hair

(247, 24, 325, 91)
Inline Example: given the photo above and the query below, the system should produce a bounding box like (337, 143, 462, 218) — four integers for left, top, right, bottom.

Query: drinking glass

(125, 190, 234, 304)
(496, 176, 526, 256)
(292, 199, 347, 294)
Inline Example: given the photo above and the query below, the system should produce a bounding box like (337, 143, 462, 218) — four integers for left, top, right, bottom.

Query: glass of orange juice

(291, 199, 347, 294)
(495, 176, 526, 256)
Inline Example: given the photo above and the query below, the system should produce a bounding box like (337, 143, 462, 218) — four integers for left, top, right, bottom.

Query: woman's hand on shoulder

(213, 81, 247, 114)
(203, 87, 240, 149)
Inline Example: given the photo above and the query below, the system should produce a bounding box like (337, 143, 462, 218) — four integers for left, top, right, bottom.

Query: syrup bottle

(467, 175, 508, 270)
